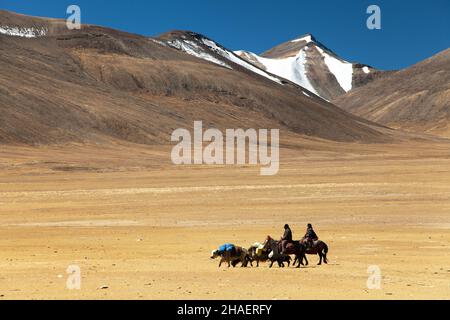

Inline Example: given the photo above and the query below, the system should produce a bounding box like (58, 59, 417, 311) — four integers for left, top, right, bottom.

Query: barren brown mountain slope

(0, 10, 393, 146)
(334, 49, 450, 138)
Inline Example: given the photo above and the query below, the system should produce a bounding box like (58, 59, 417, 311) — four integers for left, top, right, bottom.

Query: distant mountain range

(0, 10, 390, 146)
(0, 9, 448, 147)
(158, 31, 387, 101)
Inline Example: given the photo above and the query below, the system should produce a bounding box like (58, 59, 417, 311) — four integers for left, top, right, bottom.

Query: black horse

(263, 236, 307, 268)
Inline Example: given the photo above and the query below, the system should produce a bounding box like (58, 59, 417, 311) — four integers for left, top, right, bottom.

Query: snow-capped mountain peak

(157, 31, 382, 101)
(236, 34, 380, 100)
(291, 33, 314, 44)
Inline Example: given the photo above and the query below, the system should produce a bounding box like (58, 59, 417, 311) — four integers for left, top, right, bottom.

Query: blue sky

(1, 0, 449, 70)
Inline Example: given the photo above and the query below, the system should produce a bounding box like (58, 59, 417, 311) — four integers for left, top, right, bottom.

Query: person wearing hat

(280, 224, 293, 254)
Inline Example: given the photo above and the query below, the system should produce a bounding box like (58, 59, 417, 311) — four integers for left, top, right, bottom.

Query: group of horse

(211, 235, 329, 269)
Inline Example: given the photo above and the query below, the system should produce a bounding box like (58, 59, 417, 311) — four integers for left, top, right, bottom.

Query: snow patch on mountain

(0, 25, 47, 38)
(149, 38, 169, 47)
(316, 47, 353, 92)
(166, 38, 232, 69)
(235, 49, 318, 95)
(200, 38, 282, 84)
(291, 34, 313, 43)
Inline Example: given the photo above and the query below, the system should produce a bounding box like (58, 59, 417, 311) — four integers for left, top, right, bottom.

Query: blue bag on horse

(218, 243, 235, 253)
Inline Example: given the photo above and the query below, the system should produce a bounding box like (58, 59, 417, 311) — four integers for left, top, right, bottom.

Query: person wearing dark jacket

(280, 224, 293, 254)
(304, 223, 318, 249)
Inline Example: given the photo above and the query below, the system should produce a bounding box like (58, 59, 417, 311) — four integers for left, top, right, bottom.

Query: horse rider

(304, 223, 318, 249)
(280, 224, 293, 254)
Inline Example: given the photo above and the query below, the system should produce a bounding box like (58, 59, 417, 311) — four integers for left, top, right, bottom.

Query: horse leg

(243, 255, 249, 267)
(297, 254, 302, 266)
(295, 253, 303, 268)
(323, 250, 328, 264)
(317, 253, 322, 265)
(295, 255, 300, 268)
(269, 260, 274, 268)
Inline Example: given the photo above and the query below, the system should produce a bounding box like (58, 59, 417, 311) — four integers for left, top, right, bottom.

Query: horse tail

(322, 242, 329, 263)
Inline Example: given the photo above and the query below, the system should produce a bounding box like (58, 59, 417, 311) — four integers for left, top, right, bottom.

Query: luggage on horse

(252, 242, 265, 256)
(218, 243, 240, 257)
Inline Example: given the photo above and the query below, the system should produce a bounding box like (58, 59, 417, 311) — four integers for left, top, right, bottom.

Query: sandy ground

(0, 142, 449, 299)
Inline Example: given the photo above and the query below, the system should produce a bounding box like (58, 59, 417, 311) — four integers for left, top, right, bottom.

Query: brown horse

(263, 236, 306, 268)
(295, 238, 329, 265)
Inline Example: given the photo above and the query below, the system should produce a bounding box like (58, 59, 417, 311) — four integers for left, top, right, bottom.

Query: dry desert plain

(0, 139, 450, 300)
